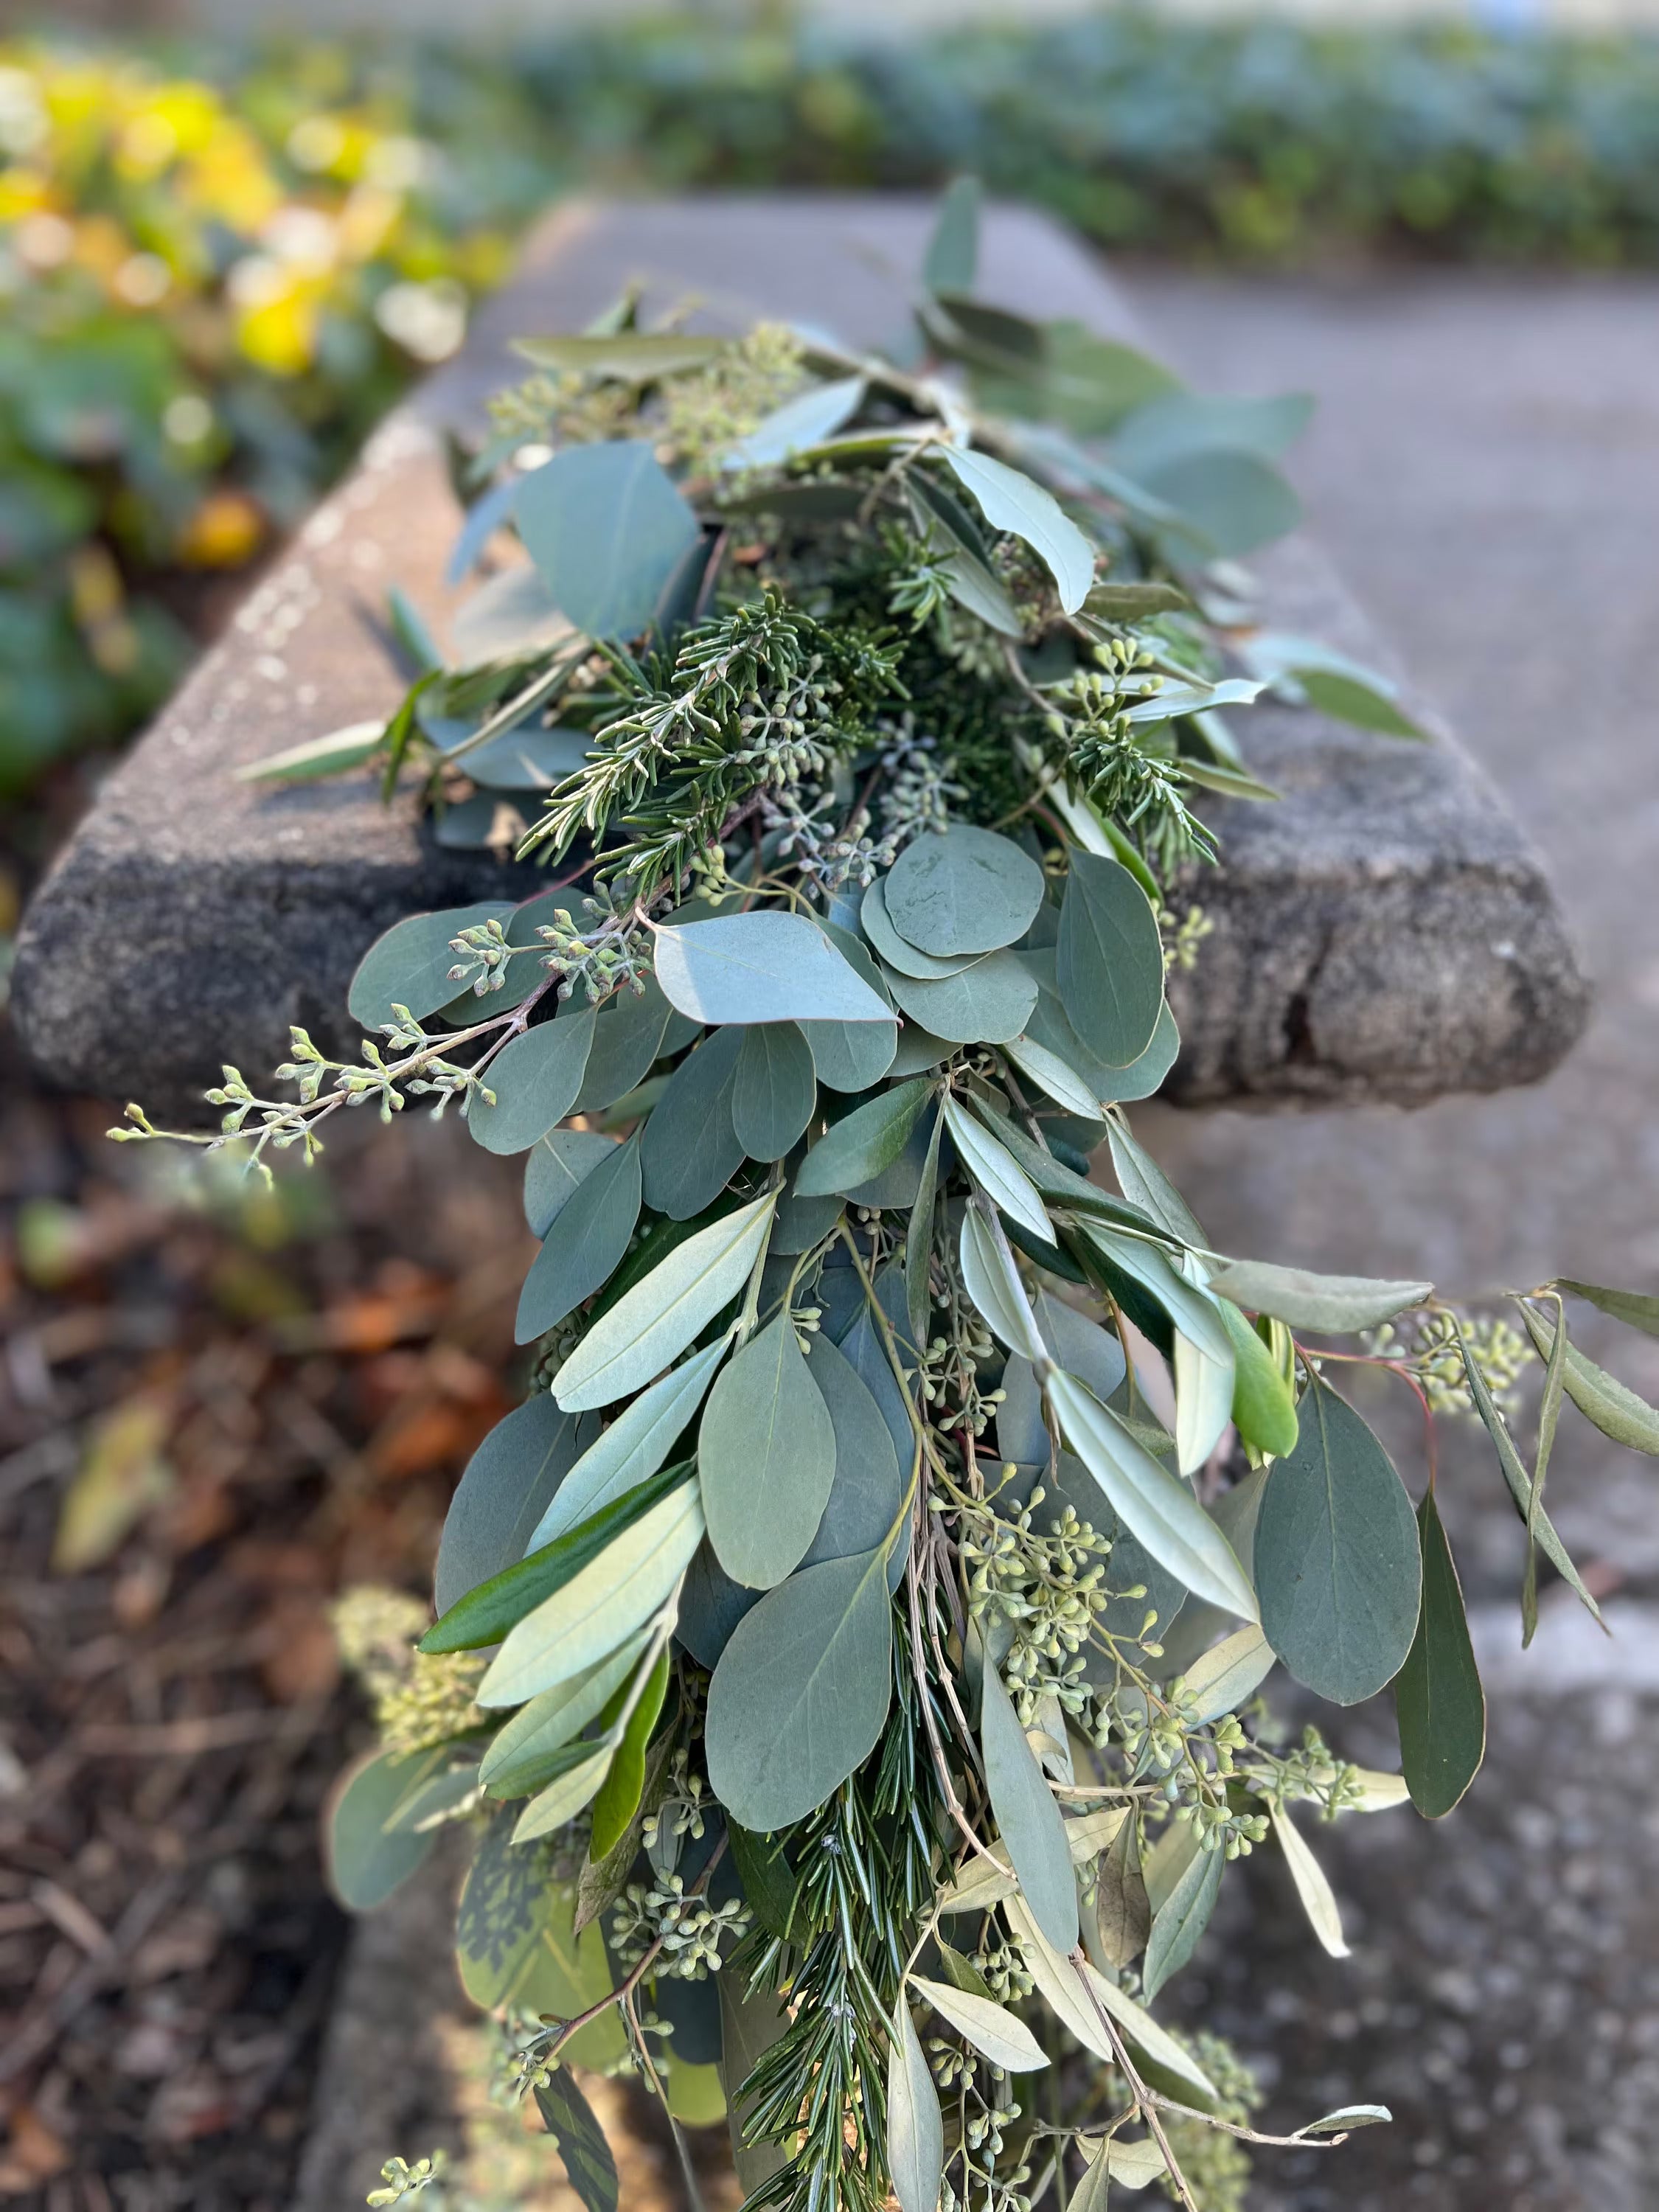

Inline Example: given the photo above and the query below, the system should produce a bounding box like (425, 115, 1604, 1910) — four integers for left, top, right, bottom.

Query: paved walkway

(1127, 271, 1659, 2211)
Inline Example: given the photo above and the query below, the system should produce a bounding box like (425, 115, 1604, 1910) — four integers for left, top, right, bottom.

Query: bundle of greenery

(123, 184, 1659, 2212)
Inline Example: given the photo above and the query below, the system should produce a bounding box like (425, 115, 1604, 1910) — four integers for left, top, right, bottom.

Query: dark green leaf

(678, 1538, 760, 1669)
(325, 1750, 438, 1910)
(422, 1461, 695, 1655)
(589, 1646, 672, 1858)
(726, 1821, 801, 1942)
(718, 1976, 792, 2197)
(434, 1394, 598, 1616)
(980, 1658, 1079, 1952)
(1057, 853, 1164, 1070)
(1255, 1381, 1421, 1705)
(348, 902, 513, 1031)
(706, 1545, 894, 1829)
(801, 1332, 908, 1589)
(732, 1024, 817, 1163)
(515, 442, 699, 641)
(723, 375, 867, 470)
(794, 1079, 931, 1197)
(883, 827, 1046, 959)
(468, 1012, 596, 1156)
(515, 1132, 642, 1344)
(700, 1312, 838, 1588)
(1517, 1303, 1659, 1455)
(524, 1128, 616, 1238)
(535, 2067, 619, 2212)
(1396, 1492, 1486, 1818)
(640, 1028, 746, 1220)
(1555, 1279, 1659, 1340)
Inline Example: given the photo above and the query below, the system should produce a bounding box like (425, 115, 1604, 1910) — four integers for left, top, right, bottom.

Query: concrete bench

(12, 197, 1590, 1118)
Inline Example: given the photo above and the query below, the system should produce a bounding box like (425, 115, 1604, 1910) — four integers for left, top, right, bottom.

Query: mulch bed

(0, 1056, 532, 2209)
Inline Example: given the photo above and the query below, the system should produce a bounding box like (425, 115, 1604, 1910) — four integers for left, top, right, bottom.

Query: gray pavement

(1125, 270, 1659, 2210)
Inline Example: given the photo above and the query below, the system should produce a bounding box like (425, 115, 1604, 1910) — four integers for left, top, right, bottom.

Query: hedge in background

(13, 9, 1659, 796)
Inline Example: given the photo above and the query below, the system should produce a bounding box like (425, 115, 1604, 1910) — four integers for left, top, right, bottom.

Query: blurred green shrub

(10, 10, 1659, 798)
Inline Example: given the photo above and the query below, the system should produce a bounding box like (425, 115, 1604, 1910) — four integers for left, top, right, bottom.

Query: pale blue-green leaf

(654, 911, 894, 1027)
(1083, 1224, 1234, 1368)
(705, 1545, 894, 1829)
(1255, 1381, 1421, 1705)
(512, 1744, 616, 1842)
(1057, 853, 1164, 1070)
(1111, 391, 1314, 476)
(528, 1341, 728, 1550)
(514, 442, 699, 641)
(922, 175, 981, 293)
(639, 1027, 745, 1221)
(723, 376, 866, 470)
(887, 2001, 944, 2212)
(1208, 1259, 1433, 1335)
(1106, 1123, 1205, 1248)
(240, 719, 383, 785)
(1179, 1624, 1276, 1725)
(700, 1314, 837, 1589)
(980, 1658, 1079, 1952)
(515, 1133, 642, 1344)
(479, 1482, 703, 1705)
(434, 1395, 597, 1615)
(1174, 1331, 1236, 1476)
(860, 875, 984, 980)
(554, 1192, 779, 1412)
(945, 1096, 1054, 1246)
(1138, 447, 1301, 560)
(1002, 1033, 1101, 1119)
(909, 1978, 1047, 2073)
(349, 902, 514, 1031)
(574, 979, 675, 1113)
(1299, 2105, 1394, 2136)
(479, 1635, 650, 1795)
(1046, 1370, 1257, 1619)
(883, 826, 1046, 959)
(460, 725, 593, 791)
(326, 1750, 438, 1910)
(801, 922, 899, 1092)
(1123, 675, 1265, 723)
(468, 1012, 596, 1156)
(448, 563, 571, 664)
(731, 1023, 817, 1162)
(959, 1204, 1046, 1363)
(1141, 1838, 1222, 2000)
(524, 1129, 616, 1238)
(884, 952, 1038, 1046)
(1517, 1304, 1659, 1456)
(801, 1333, 908, 1590)
(939, 447, 1095, 613)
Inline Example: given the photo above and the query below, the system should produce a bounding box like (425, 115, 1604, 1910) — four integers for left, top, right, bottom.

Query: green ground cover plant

(122, 184, 1659, 2212)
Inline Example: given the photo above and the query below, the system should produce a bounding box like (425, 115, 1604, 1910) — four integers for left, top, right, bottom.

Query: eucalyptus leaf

(512, 1743, 616, 1842)
(1106, 1122, 1205, 1248)
(860, 874, 985, 980)
(349, 902, 514, 1031)
(524, 1128, 616, 1238)
(922, 174, 981, 294)
(1057, 853, 1164, 1070)
(1093, 1812, 1150, 1969)
(241, 718, 383, 785)
(326, 1750, 438, 1910)
(884, 952, 1039, 1046)
(512, 332, 728, 380)
(705, 1545, 895, 1830)
(534, 2067, 619, 2212)
(700, 1312, 837, 1588)
(516, 1133, 642, 1344)
(515, 442, 699, 641)
(434, 1395, 598, 1616)
(1179, 1624, 1276, 1725)
(574, 979, 675, 1113)
(1173, 1331, 1236, 1476)
(588, 1645, 671, 1858)
(801, 924, 900, 1092)
(468, 1012, 596, 1156)
(883, 827, 1046, 959)
(801, 1332, 909, 1587)
(655, 911, 894, 1027)
(554, 1190, 777, 1412)
(1254, 1381, 1421, 1705)
(1003, 1033, 1102, 1120)
(640, 1028, 746, 1220)
(732, 1023, 818, 1162)
(1396, 1490, 1486, 1818)
(980, 1656, 1079, 1952)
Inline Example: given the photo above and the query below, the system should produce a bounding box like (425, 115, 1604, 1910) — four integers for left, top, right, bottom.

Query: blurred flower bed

(9, 13, 1659, 808)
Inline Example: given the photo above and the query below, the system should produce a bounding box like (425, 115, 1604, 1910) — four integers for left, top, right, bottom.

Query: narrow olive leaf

(1082, 1224, 1235, 1368)
(515, 440, 699, 640)
(1395, 1491, 1486, 1818)
(934, 1941, 997, 1997)
(240, 718, 383, 785)
(1454, 1314, 1605, 1626)
(699, 1313, 838, 1589)
(516, 1133, 642, 1345)
(1093, 1813, 1150, 1969)
(1075, 1957, 1220, 2102)
(654, 911, 894, 1027)
(882, 826, 1046, 959)
(1056, 853, 1164, 1069)
(1001, 1897, 1113, 2065)
(723, 375, 866, 470)
(479, 1484, 704, 1705)
(705, 1545, 894, 1830)
(1517, 1302, 1659, 1456)
(1093, 2140, 1167, 2195)
(588, 1645, 672, 1859)
(530, 1341, 728, 1551)
(325, 1750, 439, 1910)
(1213, 1297, 1299, 1461)
(1271, 1808, 1349, 1958)
(1141, 1842, 1222, 2000)
(939, 447, 1095, 613)
(469, 1012, 597, 1156)
(423, 1462, 692, 1654)
(1003, 1033, 1102, 1120)
(554, 1191, 778, 1413)
(908, 1977, 1047, 2072)
(1298, 2104, 1394, 2136)
(1349, 1770, 1412, 1812)
(1524, 1304, 1569, 1646)
(906, 1109, 944, 1356)
(1180, 1624, 1276, 1725)
(959, 1204, 1047, 1364)
(946, 1095, 1054, 1245)
(1106, 1121, 1205, 1248)
(513, 1743, 616, 1843)
(479, 1635, 651, 1795)
(1174, 1331, 1235, 1477)
(524, 1128, 616, 1238)
(1554, 1279, 1659, 1340)
(1046, 1370, 1258, 1619)
(939, 1846, 1018, 1916)
(1254, 1380, 1421, 1705)
(922, 173, 981, 293)
(980, 1658, 1079, 1952)
(794, 1079, 931, 1197)
(533, 2065, 620, 2212)
(576, 1726, 677, 1935)
(887, 2002, 945, 2212)
(731, 1023, 817, 1162)
(1208, 1260, 1433, 1335)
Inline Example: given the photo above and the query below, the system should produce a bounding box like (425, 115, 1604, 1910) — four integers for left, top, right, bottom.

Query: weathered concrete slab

(13, 198, 1589, 1118)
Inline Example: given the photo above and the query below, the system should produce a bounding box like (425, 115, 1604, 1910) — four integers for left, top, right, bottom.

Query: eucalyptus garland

(122, 184, 1659, 2212)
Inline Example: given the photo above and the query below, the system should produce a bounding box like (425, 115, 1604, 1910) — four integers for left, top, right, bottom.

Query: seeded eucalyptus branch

(128, 181, 1659, 2212)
